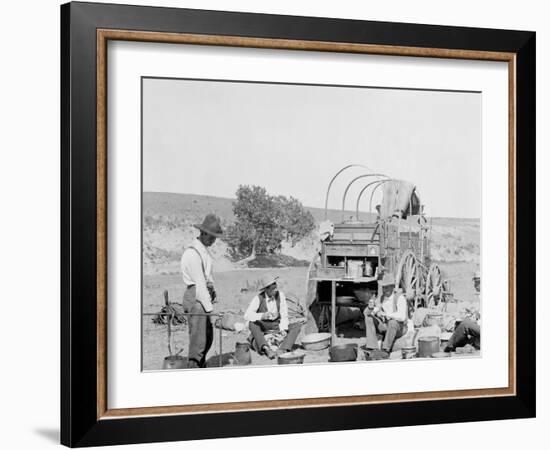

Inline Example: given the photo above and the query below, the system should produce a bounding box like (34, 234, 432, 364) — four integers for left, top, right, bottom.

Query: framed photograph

(61, 1, 535, 447)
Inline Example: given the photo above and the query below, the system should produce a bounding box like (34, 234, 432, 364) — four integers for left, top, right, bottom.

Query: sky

(142, 78, 481, 218)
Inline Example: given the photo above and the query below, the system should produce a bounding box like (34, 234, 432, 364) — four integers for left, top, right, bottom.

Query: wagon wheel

(396, 250, 422, 311)
(425, 263, 443, 309)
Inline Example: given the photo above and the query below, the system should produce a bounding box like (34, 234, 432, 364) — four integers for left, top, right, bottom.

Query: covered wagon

(305, 165, 451, 339)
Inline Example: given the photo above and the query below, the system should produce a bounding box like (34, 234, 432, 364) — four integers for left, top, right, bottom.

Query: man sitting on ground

(364, 274, 408, 355)
(444, 271, 481, 352)
(244, 277, 302, 359)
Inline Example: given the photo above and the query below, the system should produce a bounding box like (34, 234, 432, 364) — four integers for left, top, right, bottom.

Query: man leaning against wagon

(180, 213, 223, 368)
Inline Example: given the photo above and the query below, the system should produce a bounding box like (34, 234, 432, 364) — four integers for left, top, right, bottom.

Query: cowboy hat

(259, 276, 279, 292)
(379, 274, 396, 288)
(194, 213, 224, 237)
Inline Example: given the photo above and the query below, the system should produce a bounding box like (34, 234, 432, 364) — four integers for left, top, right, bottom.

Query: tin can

(401, 346, 417, 359)
(346, 260, 363, 278)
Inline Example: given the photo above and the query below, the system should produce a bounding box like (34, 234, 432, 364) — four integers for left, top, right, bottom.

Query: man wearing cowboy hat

(364, 274, 408, 354)
(244, 277, 302, 359)
(181, 213, 224, 368)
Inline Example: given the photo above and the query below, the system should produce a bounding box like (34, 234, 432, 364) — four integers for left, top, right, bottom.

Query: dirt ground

(142, 261, 479, 371)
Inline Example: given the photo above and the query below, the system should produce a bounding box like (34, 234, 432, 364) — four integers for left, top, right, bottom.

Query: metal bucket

(277, 351, 305, 365)
(417, 336, 440, 358)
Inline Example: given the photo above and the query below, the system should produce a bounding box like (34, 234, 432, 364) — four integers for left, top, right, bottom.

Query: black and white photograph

(0, 0, 541, 447)
(142, 77, 482, 370)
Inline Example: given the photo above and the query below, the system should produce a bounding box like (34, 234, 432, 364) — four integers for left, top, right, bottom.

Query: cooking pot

(162, 355, 186, 370)
(360, 346, 389, 361)
(234, 341, 252, 365)
(329, 343, 358, 362)
(417, 336, 440, 358)
(353, 288, 373, 303)
(277, 351, 306, 365)
(301, 333, 331, 351)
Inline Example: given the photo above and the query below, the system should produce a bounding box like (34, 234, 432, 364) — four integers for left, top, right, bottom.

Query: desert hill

(142, 192, 479, 274)
(143, 191, 378, 224)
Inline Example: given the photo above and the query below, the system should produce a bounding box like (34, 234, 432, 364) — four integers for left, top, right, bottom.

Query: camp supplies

(417, 336, 440, 357)
(277, 351, 306, 365)
(301, 333, 331, 351)
(361, 346, 390, 361)
(425, 312, 444, 329)
(401, 346, 417, 359)
(162, 355, 186, 370)
(329, 343, 358, 362)
(353, 287, 373, 303)
(234, 342, 252, 365)
(345, 260, 363, 278)
(336, 295, 356, 306)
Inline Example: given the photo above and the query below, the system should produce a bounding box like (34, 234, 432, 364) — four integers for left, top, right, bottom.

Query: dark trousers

(182, 287, 213, 368)
(446, 318, 480, 350)
(249, 320, 301, 352)
(365, 315, 407, 352)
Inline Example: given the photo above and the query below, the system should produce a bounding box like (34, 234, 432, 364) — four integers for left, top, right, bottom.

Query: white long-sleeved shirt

(180, 238, 214, 312)
(380, 293, 407, 322)
(244, 291, 289, 331)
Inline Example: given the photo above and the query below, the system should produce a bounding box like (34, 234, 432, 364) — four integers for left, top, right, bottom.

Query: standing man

(180, 213, 223, 368)
(364, 274, 408, 355)
(245, 277, 302, 359)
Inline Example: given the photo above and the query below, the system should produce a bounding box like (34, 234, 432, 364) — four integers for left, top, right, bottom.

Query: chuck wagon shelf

(307, 165, 453, 342)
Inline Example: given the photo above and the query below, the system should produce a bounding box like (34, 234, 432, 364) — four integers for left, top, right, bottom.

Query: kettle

(234, 341, 252, 365)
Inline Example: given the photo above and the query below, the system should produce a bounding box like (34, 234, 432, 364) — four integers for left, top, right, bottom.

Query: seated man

(244, 276, 302, 359)
(443, 318, 480, 352)
(444, 271, 481, 352)
(364, 274, 408, 355)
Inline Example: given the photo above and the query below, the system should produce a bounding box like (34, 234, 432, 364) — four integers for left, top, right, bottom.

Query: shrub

(225, 185, 315, 260)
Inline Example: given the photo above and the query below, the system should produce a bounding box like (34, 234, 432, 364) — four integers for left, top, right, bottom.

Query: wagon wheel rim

(425, 263, 443, 308)
(396, 250, 421, 308)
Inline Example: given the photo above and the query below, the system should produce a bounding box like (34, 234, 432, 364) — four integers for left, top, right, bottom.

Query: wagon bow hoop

(324, 164, 373, 220)
(341, 173, 389, 221)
